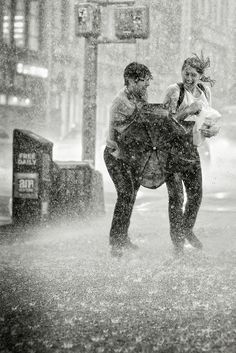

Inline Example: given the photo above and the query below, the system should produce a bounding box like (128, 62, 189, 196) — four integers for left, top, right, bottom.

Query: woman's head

(181, 52, 215, 89)
(124, 62, 153, 98)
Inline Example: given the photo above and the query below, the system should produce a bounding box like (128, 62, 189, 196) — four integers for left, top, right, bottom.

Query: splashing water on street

(0, 182, 236, 353)
(0, 123, 236, 352)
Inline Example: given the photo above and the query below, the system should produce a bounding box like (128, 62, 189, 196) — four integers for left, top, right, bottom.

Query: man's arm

(110, 98, 137, 133)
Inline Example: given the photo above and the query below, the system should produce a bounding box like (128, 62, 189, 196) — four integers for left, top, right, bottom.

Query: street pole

(82, 36, 98, 166)
(79, 0, 136, 166)
(45, 1, 53, 129)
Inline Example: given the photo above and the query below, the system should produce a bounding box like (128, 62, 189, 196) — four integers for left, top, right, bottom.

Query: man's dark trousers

(104, 146, 140, 246)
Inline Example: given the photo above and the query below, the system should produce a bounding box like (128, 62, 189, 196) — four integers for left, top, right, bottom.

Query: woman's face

(181, 65, 202, 90)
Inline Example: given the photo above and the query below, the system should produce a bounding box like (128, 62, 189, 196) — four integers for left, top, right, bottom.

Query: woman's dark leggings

(165, 159, 202, 246)
(104, 147, 140, 246)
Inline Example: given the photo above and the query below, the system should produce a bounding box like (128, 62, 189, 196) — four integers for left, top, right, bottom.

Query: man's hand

(136, 100, 146, 110)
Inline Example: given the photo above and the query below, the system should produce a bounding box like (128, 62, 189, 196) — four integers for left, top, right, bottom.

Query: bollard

(12, 129, 53, 226)
(50, 161, 105, 218)
(50, 161, 92, 218)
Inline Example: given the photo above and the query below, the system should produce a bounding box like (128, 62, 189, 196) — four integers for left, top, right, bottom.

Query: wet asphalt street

(1, 135, 236, 353)
(0, 182, 236, 353)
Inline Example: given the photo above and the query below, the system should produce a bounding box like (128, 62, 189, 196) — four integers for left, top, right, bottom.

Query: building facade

(135, 0, 236, 105)
(0, 0, 47, 138)
(89, 0, 234, 168)
(189, 0, 236, 107)
(0, 0, 84, 145)
(96, 0, 236, 152)
(1, 0, 235, 165)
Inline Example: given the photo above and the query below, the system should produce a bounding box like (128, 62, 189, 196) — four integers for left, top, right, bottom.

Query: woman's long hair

(182, 51, 216, 87)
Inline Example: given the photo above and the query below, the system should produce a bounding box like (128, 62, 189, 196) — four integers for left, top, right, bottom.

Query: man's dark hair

(124, 62, 153, 86)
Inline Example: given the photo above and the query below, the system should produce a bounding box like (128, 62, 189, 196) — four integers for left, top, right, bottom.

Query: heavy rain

(0, 1, 236, 352)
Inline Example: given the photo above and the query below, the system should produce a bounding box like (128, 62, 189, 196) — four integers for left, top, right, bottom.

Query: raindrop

(62, 342, 73, 349)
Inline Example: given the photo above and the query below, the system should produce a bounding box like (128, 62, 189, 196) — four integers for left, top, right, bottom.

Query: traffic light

(115, 6, 149, 40)
(75, 3, 101, 37)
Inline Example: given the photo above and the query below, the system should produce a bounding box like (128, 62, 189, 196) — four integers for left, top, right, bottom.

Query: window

(203, 0, 210, 20)
(28, 0, 39, 51)
(0, 0, 41, 51)
(216, 0, 222, 26)
(222, 0, 228, 26)
(2, 0, 11, 44)
(61, 0, 70, 41)
(52, 0, 62, 37)
(197, 0, 204, 18)
(14, 0, 25, 47)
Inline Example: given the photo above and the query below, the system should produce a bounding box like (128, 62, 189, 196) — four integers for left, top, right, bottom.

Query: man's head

(123, 62, 153, 98)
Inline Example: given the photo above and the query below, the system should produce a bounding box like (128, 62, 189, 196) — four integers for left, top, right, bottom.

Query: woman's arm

(163, 84, 202, 122)
(175, 102, 203, 122)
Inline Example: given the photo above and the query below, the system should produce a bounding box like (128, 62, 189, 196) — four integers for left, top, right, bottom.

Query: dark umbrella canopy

(118, 104, 189, 189)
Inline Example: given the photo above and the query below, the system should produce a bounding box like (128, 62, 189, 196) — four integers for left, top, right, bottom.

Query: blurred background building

(0, 0, 84, 142)
(0, 0, 235, 168)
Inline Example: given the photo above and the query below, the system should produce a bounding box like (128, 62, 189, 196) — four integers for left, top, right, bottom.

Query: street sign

(75, 3, 101, 37)
(115, 5, 149, 39)
(14, 173, 39, 199)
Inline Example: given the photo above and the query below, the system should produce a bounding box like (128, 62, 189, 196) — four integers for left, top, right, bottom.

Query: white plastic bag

(185, 106, 221, 146)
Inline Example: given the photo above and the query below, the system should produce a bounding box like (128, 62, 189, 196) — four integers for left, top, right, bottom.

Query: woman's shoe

(185, 231, 203, 249)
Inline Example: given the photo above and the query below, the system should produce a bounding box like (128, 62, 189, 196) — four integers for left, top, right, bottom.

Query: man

(104, 62, 153, 257)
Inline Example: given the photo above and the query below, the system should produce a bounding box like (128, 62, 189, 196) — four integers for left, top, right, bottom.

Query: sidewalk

(1, 140, 236, 352)
(1, 185, 235, 254)
(1, 179, 236, 230)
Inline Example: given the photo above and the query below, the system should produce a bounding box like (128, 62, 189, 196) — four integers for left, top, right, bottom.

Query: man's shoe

(123, 238, 139, 251)
(110, 244, 123, 258)
(110, 239, 138, 257)
(173, 242, 184, 257)
(185, 231, 203, 250)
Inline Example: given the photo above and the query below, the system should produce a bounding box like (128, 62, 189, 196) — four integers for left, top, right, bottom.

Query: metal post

(82, 36, 98, 166)
(80, 0, 136, 165)
(45, 1, 53, 128)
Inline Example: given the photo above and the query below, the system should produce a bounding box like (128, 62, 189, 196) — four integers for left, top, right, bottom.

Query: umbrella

(118, 103, 189, 189)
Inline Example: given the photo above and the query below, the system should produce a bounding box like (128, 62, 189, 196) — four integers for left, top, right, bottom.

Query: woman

(163, 52, 219, 255)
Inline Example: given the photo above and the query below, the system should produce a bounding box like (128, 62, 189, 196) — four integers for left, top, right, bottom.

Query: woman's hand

(175, 101, 203, 123)
(187, 101, 203, 115)
(200, 124, 220, 138)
